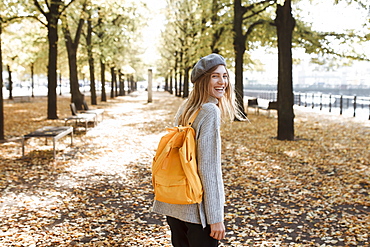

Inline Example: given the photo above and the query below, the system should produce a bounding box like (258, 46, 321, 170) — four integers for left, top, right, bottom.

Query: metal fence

(244, 90, 370, 120)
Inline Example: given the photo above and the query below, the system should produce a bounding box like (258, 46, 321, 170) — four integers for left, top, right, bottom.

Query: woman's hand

(210, 222, 225, 240)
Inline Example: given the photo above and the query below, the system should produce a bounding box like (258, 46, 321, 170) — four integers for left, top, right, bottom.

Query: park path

(1, 91, 182, 246)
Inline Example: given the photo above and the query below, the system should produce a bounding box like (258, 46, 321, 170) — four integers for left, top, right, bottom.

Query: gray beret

(191, 54, 226, 83)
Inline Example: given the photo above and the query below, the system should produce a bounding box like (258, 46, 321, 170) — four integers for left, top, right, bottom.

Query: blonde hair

(178, 65, 242, 126)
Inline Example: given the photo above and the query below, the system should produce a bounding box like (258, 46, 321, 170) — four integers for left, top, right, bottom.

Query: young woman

(152, 54, 240, 247)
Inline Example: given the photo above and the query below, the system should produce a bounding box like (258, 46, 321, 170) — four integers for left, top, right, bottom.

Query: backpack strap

(188, 108, 201, 126)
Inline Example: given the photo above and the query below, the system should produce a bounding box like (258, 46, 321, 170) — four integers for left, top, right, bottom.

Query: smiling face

(208, 65, 228, 99)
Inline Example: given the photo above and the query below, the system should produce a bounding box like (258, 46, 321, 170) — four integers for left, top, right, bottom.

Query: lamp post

(57, 70, 62, 95)
(148, 69, 153, 103)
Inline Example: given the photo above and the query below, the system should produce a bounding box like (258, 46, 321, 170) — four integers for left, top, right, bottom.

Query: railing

(244, 90, 370, 120)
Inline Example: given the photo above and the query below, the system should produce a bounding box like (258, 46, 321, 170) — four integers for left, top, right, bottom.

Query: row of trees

(158, 0, 369, 140)
(1, 0, 369, 141)
(0, 0, 147, 140)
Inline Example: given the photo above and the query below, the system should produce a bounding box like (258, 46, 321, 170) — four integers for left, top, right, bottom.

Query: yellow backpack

(152, 110, 203, 204)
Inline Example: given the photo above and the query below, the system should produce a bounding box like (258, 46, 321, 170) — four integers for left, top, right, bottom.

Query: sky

(140, 0, 167, 67)
(296, 1, 368, 33)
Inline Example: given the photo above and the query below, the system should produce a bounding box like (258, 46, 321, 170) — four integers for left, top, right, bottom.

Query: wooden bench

(82, 101, 105, 121)
(12, 96, 31, 103)
(247, 98, 278, 117)
(22, 126, 73, 159)
(264, 101, 278, 117)
(71, 102, 105, 122)
(64, 114, 97, 132)
(65, 102, 99, 131)
(247, 98, 260, 114)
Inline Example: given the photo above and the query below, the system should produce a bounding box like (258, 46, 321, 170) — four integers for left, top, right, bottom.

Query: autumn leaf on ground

(0, 91, 369, 246)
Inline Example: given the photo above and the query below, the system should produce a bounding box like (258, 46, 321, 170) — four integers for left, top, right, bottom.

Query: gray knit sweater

(152, 97, 225, 228)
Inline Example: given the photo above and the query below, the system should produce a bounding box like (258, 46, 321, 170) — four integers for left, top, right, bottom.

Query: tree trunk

(110, 67, 115, 98)
(115, 69, 118, 97)
(31, 63, 35, 97)
(275, 0, 295, 140)
(122, 73, 126, 96)
(46, 3, 60, 119)
(177, 52, 183, 97)
(169, 70, 173, 94)
(65, 41, 84, 109)
(7, 65, 13, 100)
(127, 75, 131, 94)
(34, 0, 77, 119)
(164, 75, 168, 92)
(100, 59, 106, 102)
(174, 73, 178, 97)
(128, 75, 132, 93)
(88, 55, 96, 105)
(87, 12, 97, 105)
(178, 70, 183, 97)
(133, 76, 136, 91)
(62, 10, 85, 110)
(118, 70, 124, 96)
(233, 0, 247, 116)
(0, 23, 4, 140)
(174, 53, 179, 96)
(210, 0, 223, 53)
(183, 67, 190, 98)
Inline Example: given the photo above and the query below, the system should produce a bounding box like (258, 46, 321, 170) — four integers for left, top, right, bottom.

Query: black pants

(166, 216, 219, 247)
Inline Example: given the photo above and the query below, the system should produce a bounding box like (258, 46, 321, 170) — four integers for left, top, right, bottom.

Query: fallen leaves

(221, 109, 369, 246)
(0, 91, 369, 246)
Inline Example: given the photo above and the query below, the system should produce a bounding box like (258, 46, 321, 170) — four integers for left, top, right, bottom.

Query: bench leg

(53, 138, 56, 159)
(22, 138, 25, 158)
